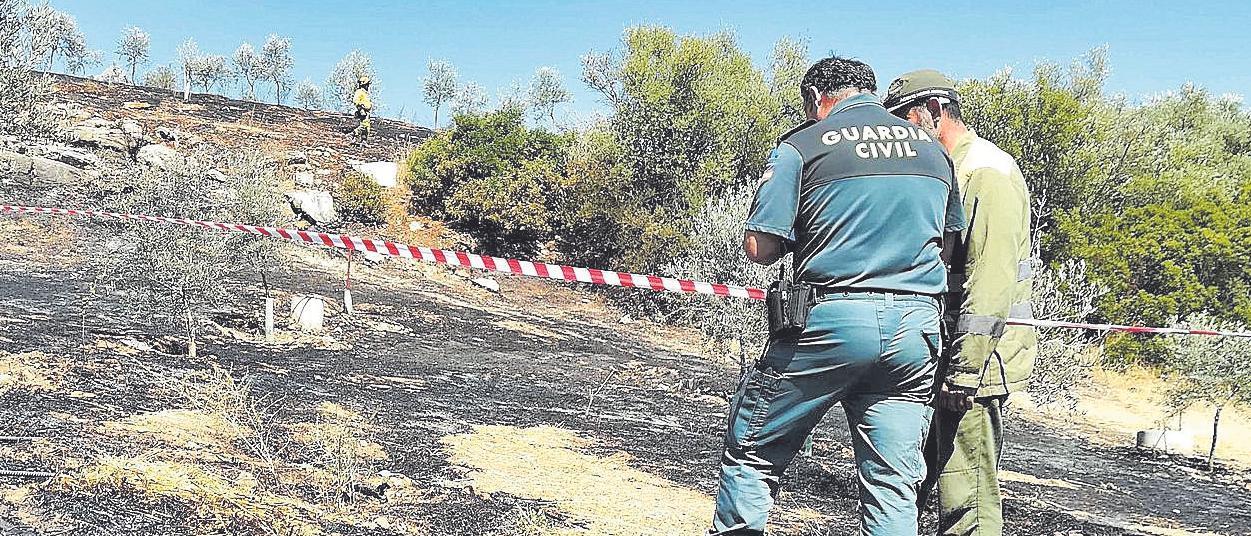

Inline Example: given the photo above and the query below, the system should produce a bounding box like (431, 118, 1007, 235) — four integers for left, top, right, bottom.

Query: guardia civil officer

(710, 57, 966, 536)
(884, 70, 1037, 536)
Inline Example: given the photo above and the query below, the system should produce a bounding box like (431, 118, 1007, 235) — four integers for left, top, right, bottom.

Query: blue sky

(53, 0, 1251, 126)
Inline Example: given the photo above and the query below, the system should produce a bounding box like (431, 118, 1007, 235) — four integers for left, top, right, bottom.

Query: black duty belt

(813, 287, 941, 302)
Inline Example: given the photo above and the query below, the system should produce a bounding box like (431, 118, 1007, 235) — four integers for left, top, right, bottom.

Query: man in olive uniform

(710, 57, 966, 536)
(884, 70, 1039, 536)
(351, 76, 373, 145)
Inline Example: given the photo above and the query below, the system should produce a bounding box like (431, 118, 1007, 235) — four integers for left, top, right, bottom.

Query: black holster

(766, 264, 815, 339)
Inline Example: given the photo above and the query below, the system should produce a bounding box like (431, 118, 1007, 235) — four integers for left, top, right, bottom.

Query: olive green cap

(883, 69, 959, 113)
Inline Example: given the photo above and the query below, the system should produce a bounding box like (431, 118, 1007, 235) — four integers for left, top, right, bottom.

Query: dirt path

(2, 247, 1249, 535)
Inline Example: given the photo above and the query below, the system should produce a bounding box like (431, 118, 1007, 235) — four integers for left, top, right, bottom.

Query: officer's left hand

(937, 382, 976, 412)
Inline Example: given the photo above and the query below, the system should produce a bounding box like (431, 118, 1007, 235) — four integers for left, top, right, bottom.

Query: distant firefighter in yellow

(351, 76, 373, 145)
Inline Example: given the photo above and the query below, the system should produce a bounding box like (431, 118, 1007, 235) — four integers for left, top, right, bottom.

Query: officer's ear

(802, 86, 821, 119)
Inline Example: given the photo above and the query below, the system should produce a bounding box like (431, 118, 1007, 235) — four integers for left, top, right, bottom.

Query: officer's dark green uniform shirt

(746, 93, 965, 294)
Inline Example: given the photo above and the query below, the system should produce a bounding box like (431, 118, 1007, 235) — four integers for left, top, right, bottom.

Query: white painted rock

(471, 278, 500, 293)
(285, 190, 339, 224)
(350, 161, 399, 187)
(291, 294, 326, 331)
(1136, 430, 1194, 455)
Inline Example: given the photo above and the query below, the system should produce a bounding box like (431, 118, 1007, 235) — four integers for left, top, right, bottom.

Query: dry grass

(58, 456, 324, 536)
(442, 424, 824, 536)
(287, 402, 387, 507)
(1019, 367, 1251, 465)
(106, 409, 243, 451)
(494, 319, 568, 341)
(0, 351, 63, 393)
(52, 368, 430, 534)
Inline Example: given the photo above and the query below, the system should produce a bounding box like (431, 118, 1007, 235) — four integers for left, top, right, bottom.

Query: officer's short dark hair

(800, 56, 877, 97)
(942, 100, 963, 122)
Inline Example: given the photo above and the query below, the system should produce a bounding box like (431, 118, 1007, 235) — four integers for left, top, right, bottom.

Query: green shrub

(402, 108, 571, 256)
(334, 172, 388, 224)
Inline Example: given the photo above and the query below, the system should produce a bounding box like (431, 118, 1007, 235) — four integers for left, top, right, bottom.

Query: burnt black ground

(2, 246, 1250, 536)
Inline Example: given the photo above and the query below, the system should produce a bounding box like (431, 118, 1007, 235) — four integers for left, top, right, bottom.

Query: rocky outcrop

(66, 117, 146, 153)
(27, 144, 101, 169)
(135, 144, 186, 171)
(0, 149, 90, 185)
(285, 190, 338, 224)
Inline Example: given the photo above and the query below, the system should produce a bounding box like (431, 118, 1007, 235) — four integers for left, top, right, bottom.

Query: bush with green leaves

(0, 0, 54, 137)
(577, 27, 805, 271)
(623, 183, 773, 368)
(334, 171, 388, 224)
(403, 108, 571, 255)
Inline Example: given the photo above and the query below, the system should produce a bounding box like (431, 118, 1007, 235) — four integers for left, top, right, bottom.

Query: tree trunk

(434, 104, 440, 128)
(130, 64, 137, 84)
(1209, 403, 1224, 472)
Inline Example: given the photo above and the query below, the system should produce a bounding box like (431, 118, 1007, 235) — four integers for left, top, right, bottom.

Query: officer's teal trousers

(710, 292, 941, 536)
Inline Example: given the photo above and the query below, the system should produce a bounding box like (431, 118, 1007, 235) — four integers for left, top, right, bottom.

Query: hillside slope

(48, 73, 433, 165)
(1, 77, 1249, 536)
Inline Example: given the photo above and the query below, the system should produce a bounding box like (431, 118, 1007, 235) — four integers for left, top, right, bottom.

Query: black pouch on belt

(766, 263, 815, 339)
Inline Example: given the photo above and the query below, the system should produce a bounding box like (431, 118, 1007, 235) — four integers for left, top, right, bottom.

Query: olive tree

(90, 150, 283, 359)
(1162, 313, 1251, 470)
(62, 32, 99, 75)
(0, 0, 53, 137)
(260, 34, 293, 104)
(232, 42, 262, 100)
(142, 64, 178, 90)
(294, 78, 322, 110)
(422, 59, 457, 126)
(451, 81, 486, 116)
(190, 53, 228, 93)
(528, 66, 569, 124)
(325, 49, 374, 113)
(1028, 259, 1109, 410)
(176, 38, 199, 99)
(116, 26, 149, 83)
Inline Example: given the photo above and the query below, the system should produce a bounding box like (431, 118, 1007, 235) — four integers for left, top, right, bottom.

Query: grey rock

(30, 156, 85, 184)
(362, 251, 386, 264)
(0, 149, 85, 185)
(206, 168, 228, 183)
(284, 150, 308, 165)
(135, 144, 185, 171)
(31, 144, 100, 168)
(1, 150, 35, 174)
(294, 171, 315, 188)
(285, 190, 338, 224)
(471, 277, 501, 293)
(67, 119, 130, 152)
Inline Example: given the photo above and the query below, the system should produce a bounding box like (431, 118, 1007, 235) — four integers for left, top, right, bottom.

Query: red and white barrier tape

(0, 205, 765, 300)
(4, 204, 1248, 338)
